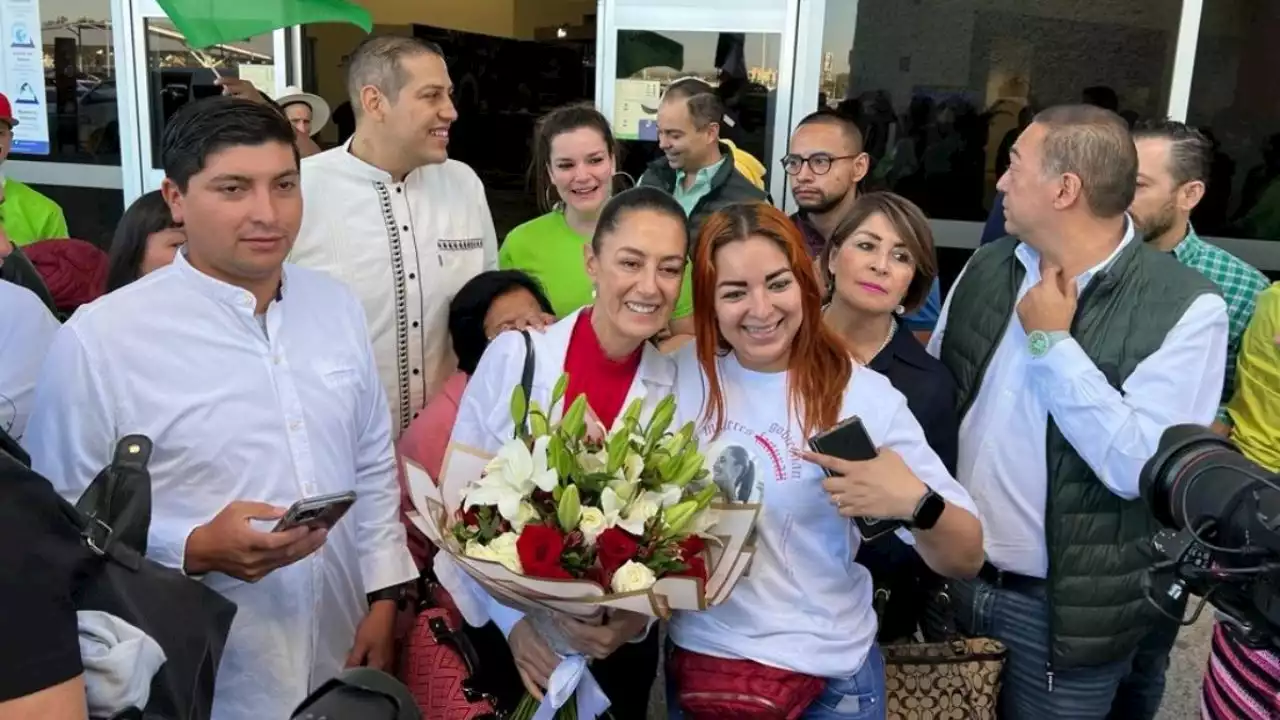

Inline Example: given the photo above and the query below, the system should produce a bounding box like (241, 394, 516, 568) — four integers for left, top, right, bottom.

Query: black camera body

(1140, 425, 1280, 649)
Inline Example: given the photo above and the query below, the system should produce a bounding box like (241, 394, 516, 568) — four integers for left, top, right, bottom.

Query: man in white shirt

(927, 105, 1228, 718)
(291, 35, 498, 438)
(25, 96, 417, 720)
(0, 276, 58, 446)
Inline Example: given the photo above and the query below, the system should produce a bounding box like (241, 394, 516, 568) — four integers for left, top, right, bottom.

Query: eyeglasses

(780, 153, 860, 176)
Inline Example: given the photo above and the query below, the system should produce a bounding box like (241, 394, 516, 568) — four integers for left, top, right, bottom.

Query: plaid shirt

(1172, 228, 1271, 423)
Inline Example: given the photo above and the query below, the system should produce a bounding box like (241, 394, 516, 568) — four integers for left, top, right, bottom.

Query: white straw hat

(276, 87, 330, 136)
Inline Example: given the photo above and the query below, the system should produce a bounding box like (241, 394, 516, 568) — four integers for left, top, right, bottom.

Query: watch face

(1028, 330, 1048, 358)
(915, 492, 946, 530)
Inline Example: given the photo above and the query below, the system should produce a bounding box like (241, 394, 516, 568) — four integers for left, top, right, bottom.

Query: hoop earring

(611, 171, 637, 193)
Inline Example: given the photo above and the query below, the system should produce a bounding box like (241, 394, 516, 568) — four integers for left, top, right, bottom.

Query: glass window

(1186, 0, 1280, 247)
(816, 0, 1182, 222)
(614, 30, 781, 187)
(4, 0, 119, 165)
(143, 19, 275, 168)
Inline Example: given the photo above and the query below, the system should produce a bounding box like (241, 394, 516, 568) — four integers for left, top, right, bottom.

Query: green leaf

(552, 373, 570, 413)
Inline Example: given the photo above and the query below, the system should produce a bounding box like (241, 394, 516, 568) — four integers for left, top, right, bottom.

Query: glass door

(122, 0, 294, 198)
(596, 0, 801, 204)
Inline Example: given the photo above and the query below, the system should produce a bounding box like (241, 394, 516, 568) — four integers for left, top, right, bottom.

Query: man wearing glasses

(784, 110, 942, 338)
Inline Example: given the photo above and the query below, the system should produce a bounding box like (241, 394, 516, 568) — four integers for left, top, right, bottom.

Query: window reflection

(615, 30, 780, 186)
(817, 1, 1181, 222)
(1187, 0, 1280, 244)
(143, 20, 275, 168)
(8, 1, 119, 165)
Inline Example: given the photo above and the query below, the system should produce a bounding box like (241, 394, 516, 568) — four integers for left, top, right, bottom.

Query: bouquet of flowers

(404, 375, 759, 719)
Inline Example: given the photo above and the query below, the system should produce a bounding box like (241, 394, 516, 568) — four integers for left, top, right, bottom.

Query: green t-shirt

(499, 211, 694, 320)
(1, 178, 69, 246)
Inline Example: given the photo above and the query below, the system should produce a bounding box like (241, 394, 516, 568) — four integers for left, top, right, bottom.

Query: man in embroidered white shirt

(25, 96, 418, 720)
(291, 36, 499, 438)
(927, 105, 1228, 719)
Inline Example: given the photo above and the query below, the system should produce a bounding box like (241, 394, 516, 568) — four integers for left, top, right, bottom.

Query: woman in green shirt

(501, 103, 694, 326)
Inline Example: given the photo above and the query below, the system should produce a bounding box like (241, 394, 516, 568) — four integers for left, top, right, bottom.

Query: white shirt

(292, 141, 499, 438)
(926, 229, 1228, 578)
(24, 252, 418, 720)
(667, 347, 977, 678)
(439, 310, 676, 639)
(0, 280, 58, 444)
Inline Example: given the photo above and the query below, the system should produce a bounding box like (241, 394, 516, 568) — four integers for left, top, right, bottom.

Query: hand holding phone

(273, 491, 357, 532)
(184, 499, 330, 581)
(803, 417, 922, 542)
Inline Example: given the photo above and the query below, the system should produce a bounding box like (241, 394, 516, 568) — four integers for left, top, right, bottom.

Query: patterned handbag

(398, 575, 501, 720)
(880, 585, 1008, 720)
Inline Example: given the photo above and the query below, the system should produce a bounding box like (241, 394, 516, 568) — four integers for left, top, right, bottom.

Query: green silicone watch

(1027, 330, 1071, 358)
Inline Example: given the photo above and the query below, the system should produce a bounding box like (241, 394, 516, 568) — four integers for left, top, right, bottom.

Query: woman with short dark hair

(396, 269, 554, 567)
(103, 190, 184, 293)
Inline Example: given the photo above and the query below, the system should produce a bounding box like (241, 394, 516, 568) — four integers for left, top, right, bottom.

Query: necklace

(874, 319, 897, 359)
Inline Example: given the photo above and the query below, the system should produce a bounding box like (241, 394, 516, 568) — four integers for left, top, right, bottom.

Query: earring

(894, 304, 905, 315)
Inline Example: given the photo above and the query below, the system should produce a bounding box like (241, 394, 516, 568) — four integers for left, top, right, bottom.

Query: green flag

(156, 0, 372, 49)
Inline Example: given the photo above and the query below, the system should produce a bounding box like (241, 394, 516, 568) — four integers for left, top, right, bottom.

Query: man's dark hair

(105, 190, 176, 292)
(1132, 119, 1213, 187)
(796, 109, 865, 152)
(1033, 104, 1137, 218)
(448, 270, 554, 375)
(346, 35, 445, 110)
(662, 78, 725, 132)
(161, 96, 298, 192)
(592, 186, 689, 254)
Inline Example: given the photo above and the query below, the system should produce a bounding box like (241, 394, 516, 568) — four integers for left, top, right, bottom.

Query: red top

(563, 309, 643, 431)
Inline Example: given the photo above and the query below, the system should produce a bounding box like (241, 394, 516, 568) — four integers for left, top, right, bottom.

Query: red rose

(596, 527, 640, 578)
(674, 536, 708, 582)
(517, 524, 569, 580)
(674, 555, 708, 583)
(679, 535, 705, 557)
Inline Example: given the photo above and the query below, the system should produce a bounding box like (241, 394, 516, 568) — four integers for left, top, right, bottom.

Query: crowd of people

(1, 31, 1278, 720)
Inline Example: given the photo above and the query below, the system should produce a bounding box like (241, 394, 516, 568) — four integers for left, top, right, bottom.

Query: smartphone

(808, 416, 905, 542)
(273, 491, 357, 532)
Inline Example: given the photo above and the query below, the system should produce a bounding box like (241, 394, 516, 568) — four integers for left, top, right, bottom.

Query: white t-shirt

(0, 280, 59, 444)
(668, 346, 977, 678)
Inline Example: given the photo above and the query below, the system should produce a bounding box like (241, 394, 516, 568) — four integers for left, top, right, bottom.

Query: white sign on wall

(0, 0, 49, 155)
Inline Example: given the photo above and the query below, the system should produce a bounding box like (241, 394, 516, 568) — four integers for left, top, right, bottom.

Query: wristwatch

(367, 583, 410, 609)
(1027, 330, 1071, 359)
(911, 489, 946, 531)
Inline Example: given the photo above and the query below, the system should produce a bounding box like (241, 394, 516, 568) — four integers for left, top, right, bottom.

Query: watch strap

(910, 489, 946, 530)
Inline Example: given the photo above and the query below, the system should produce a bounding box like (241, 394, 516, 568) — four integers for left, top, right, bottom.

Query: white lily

(655, 483, 684, 509)
(578, 446, 608, 475)
(464, 437, 559, 523)
(617, 490, 662, 536)
(620, 451, 645, 485)
(510, 501, 539, 533)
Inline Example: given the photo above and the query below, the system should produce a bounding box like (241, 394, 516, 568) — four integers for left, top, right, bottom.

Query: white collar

(1014, 215, 1135, 290)
(173, 249, 285, 312)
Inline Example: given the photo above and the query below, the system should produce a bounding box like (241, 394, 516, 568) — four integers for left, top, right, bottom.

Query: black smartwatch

(910, 489, 946, 530)
(367, 583, 410, 609)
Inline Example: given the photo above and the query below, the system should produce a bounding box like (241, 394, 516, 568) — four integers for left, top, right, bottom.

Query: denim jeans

(665, 645, 885, 720)
(950, 577, 1140, 719)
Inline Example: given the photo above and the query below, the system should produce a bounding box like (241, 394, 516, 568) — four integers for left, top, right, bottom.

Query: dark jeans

(463, 621, 659, 720)
(951, 577, 1142, 719)
(1105, 617, 1181, 720)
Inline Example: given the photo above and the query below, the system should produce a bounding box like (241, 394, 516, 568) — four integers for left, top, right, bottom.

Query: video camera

(1139, 425, 1280, 649)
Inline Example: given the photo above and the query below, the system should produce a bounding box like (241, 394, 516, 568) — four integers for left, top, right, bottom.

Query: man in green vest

(926, 104, 1229, 718)
(0, 93, 70, 247)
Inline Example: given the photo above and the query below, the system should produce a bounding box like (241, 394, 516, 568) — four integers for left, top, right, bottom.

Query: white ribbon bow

(534, 654, 612, 720)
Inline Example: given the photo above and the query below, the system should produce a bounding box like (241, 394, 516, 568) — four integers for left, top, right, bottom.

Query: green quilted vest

(940, 235, 1220, 669)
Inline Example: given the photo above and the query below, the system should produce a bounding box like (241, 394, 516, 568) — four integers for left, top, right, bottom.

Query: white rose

(488, 532, 523, 574)
(578, 506, 609, 545)
(464, 539, 500, 564)
(610, 560, 657, 593)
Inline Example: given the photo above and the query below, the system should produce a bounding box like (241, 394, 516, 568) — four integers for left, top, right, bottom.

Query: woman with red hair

(665, 202, 984, 719)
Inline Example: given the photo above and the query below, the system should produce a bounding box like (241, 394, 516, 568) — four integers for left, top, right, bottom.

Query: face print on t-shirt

(703, 419, 805, 504)
(708, 441, 760, 503)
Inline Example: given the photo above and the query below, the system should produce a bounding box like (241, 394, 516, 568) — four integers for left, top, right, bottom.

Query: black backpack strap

(516, 330, 535, 438)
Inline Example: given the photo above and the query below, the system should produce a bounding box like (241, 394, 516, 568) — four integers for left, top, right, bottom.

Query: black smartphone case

(808, 416, 906, 542)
